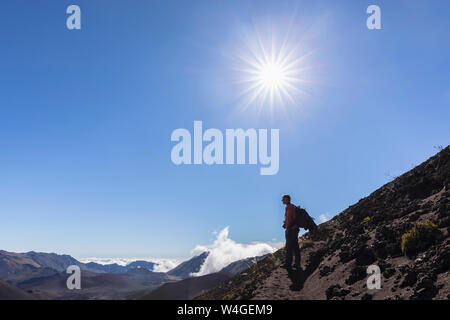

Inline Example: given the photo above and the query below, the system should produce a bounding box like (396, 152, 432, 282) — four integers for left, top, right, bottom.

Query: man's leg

(283, 231, 293, 267)
(293, 231, 301, 268)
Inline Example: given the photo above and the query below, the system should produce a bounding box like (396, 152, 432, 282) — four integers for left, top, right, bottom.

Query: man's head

(282, 194, 291, 205)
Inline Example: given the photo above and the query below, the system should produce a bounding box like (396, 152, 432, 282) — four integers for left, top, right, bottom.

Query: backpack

(295, 206, 318, 234)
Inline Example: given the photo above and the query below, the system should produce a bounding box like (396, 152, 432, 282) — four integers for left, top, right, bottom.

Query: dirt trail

(252, 265, 308, 300)
(252, 240, 326, 300)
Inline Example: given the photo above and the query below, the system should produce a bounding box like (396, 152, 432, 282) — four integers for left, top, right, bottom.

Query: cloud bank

(79, 257, 180, 273)
(191, 227, 283, 276)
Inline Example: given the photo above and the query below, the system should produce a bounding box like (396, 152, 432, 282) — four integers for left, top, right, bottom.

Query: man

(281, 194, 301, 270)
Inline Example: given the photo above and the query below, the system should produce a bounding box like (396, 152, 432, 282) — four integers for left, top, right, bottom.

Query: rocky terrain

(197, 146, 450, 300)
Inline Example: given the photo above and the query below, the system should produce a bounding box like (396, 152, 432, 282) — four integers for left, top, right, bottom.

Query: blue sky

(0, 0, 449, 259)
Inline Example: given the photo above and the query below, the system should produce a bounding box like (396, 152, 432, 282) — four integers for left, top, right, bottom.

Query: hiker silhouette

(281, 194, 301, 270)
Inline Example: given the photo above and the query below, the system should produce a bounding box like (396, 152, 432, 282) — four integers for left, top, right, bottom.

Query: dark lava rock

(319, 265, 334, 277)
(417, 273, 436, 288)
(350, 224, 365, 235)
(386, 242, 402, 257)
(439, 216, 450, 228)
(383, 267, 396, 279)
(339, 249, 352, 263)
(376, 225, 395, 242)
(361, 293, 373, 300)
(400, 269, 418, 288)
(411, 274, 438, 300)
(346, 265, 366, 285)
(373, 240, 388, 259)
(438, 204, 449, 218)
(355, 247, 376, 266)
(326, 285, 351, 300)
(408, 212, 421, 222)
(431, 246, 450, 273)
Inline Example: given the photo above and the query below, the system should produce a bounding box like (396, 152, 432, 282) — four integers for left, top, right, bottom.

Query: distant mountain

(25, 251, 81, 272)
(0, 250, 41, 279)
(83, 262, 127, 273)
(0, 251, 162, 281)
(0, 280, 34, 300)
(138, 272, 232, 300)
(219, 254, 269, 275)
(0, 250, 91, 280)
(167, 252, 209, 279)
(84, 260, 157, 274)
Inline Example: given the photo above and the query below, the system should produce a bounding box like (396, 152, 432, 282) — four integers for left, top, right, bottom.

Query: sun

(233, 24, 311, 114)
(258, 62, 287, 90)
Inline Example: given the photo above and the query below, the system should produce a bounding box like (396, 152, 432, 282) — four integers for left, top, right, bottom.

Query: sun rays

(233, 22, 312, 116)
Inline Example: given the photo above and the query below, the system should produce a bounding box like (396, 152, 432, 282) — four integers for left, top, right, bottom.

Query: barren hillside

(197, 146, 450, 300)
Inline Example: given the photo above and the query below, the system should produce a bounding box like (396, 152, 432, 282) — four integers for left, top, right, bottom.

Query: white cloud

(318, 214, 329, 223)
(152, 259, 182, 273)
(79, 257, 181, 273)
(191, 227, 283, 277)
